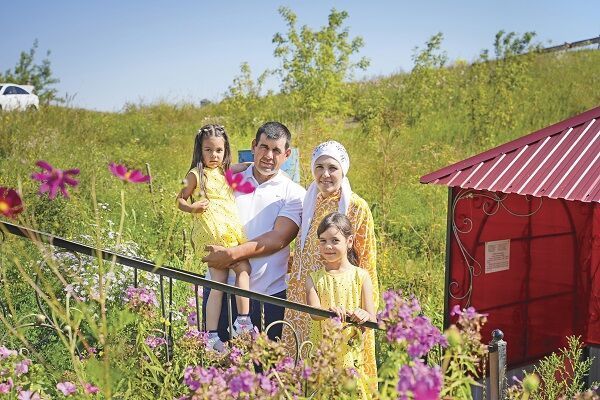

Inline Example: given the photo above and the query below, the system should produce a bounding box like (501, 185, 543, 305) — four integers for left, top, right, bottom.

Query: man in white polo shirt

(202, 121, 306, 342)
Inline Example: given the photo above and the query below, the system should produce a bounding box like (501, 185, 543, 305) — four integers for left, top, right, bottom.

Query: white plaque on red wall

(485, 239, 510, 274)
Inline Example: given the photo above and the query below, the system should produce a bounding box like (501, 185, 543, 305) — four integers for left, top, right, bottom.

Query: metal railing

(0, 221, 379, 363)
(541, 36, 600, 53)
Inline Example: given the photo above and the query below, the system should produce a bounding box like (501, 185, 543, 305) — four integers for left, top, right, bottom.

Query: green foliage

(273, 7, 369, 119)
(402, 33, 450, 127)
(530, 336, 596, 400)
(0, 39, 61, 105)
(466, 31, 540, 144)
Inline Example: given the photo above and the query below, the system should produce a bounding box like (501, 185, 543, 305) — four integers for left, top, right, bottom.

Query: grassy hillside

(1, 49, 599, 329)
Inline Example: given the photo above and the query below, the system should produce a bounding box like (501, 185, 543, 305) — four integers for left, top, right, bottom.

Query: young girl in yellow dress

(305, 212, 377, 396)
(177, 124, 253, 352)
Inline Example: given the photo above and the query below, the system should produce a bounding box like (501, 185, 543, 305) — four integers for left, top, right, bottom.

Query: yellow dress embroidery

(188, 167, 246, 273)
(284, 191, 379, 388)
(309, 266, 374, 397)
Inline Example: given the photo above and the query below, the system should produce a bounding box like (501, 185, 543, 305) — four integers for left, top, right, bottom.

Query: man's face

(252, 134, 291, 177)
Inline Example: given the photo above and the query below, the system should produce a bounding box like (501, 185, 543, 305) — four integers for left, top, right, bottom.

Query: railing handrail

(0, 221, 379, 330)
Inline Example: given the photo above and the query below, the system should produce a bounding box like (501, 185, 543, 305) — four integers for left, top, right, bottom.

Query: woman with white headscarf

(283, 140, 379, 388)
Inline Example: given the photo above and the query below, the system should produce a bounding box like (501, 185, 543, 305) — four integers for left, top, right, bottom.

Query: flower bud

(445, 325, 462, 347)
(35, 314, 46, 325)
(522, 373, 540, 393)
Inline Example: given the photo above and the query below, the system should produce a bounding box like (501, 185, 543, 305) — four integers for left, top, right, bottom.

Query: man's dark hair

(255, 122, 291, 149)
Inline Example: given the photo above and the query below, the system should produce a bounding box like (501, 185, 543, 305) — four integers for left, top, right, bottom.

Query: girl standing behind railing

(305, 212, 377, 397)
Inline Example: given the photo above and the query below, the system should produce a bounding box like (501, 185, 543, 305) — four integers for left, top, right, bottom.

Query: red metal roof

(420, 106, 600, 203)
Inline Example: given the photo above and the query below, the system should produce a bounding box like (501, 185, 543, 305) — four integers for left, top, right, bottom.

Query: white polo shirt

(234, 166, 305, 295)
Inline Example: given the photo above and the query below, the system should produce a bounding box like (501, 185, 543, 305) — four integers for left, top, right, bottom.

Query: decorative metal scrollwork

(449, 189, 543, 306)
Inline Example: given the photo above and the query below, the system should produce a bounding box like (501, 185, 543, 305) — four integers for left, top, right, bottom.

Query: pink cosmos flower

(0, 187, 23, 218)
(56, 381, 77, 396)
(108, 163, 150, 183)
(225, 169, 255, 194)
(31, 161, 79, 199)
(83, 383, 99, 394)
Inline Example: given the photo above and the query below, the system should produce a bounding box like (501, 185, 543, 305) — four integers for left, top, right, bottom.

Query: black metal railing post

(488, 329, 507, 400)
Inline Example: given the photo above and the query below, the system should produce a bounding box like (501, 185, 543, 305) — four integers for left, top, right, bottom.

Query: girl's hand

(329, 306, 346, 322)
(349, 308, 371, 324)
(190, 199, 209, 213)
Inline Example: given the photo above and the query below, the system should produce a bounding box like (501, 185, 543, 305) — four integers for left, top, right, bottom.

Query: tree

(1, 40, 61, 105)
(467, 31, 539, 143)
(272, 7, 369, 118)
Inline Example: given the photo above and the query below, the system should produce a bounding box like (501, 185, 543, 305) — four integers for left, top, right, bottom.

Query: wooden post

(145, 162, 153, 193)
(488, 329, 507, 400)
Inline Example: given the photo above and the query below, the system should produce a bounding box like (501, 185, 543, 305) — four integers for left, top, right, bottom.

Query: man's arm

(202, 216, 299, 269)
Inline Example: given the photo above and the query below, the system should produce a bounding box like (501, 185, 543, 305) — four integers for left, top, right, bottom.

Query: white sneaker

(206, 334, 226, 353)
(231, 319, 255, 338)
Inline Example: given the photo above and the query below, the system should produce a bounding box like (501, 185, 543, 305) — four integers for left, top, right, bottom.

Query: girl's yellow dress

(283, 191, 379, 386)
(309, 265, 374, 397)
(187, 167, 246, 272)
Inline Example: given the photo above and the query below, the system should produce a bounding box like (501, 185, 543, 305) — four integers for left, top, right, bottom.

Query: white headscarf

(299, 141, 353, 254)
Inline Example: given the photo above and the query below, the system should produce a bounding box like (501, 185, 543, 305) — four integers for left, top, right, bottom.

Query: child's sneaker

(231, 317, 255, 338)
(206, 332, 227, 353)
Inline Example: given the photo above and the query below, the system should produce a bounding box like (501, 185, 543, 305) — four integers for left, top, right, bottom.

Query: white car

(0, 83, 39, 111)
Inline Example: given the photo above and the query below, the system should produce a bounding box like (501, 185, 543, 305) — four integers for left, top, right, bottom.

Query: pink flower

(56, 381, 77, 396)
(0, 378, 13, 394)
(31, 161, 79, 199)
(225, 169, 255, 194)
(108, 163, 150, 183)
(0, 346, 17, 360)
(0, 187, 23, 218)
(18, 390, 40, 400)
(14, 359, 31, 376)
(83, 383, 99, 394)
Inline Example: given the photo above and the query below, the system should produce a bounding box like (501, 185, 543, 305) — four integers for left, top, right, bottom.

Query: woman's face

(313, 155, 343, 196)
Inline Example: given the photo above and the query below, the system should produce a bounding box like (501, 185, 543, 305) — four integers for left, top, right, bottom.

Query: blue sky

(2, 1, 598, 111)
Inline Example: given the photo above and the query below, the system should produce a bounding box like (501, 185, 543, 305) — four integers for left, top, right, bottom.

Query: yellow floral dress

(187, 167, 246, 273)
(309, 266, 374, 397)
(284, 190, 379, 387)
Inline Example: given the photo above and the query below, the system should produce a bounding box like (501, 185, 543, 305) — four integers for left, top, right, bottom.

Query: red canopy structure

(421, 106, 600, 367)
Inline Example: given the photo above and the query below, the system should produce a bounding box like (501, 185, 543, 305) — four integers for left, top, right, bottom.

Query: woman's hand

(348, 307, 371, 324)
(190, 199, 209, 213)
(329, 306, 347, 322)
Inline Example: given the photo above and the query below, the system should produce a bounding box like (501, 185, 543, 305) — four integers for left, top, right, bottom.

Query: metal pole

(488, 329, 507, 400)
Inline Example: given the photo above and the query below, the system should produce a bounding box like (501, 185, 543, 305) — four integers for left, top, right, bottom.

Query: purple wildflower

(14, 359, 31, 376)
(378, 290, 447, 358)
(0, 347, 17, 360)
(18, 390, 41, 400)
(229, 370, 254, 396)
(83, 383, 100, 394)
(187, 312, 197, 327)
(259, 375, 278, 396)
(397, 359, 443, 400)
(124, 286, 158, 316)
(229, 346, 242, 364)
(145, 335, 167, 349)
(302, 366, 313, 380)
(31, 161, 79, 199)
(56, 381, 77, 396)
(0, 378, 13, 394)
